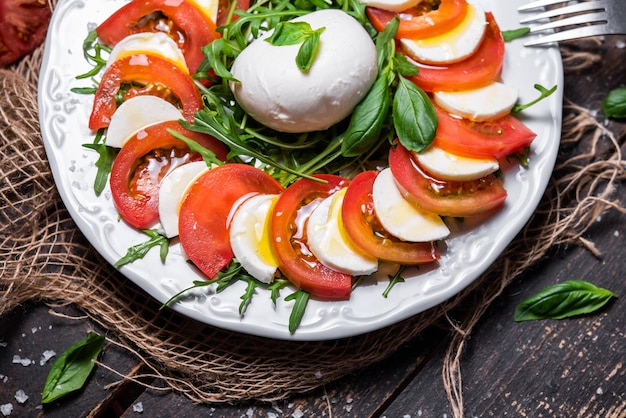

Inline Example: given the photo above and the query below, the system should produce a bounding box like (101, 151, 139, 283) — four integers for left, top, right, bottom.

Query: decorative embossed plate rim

(39, 0, 563, 341)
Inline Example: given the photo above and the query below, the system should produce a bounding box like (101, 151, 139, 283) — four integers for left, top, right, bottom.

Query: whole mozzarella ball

(230, 9, 378, 133)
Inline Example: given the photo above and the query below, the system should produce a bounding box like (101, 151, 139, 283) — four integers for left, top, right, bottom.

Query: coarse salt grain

(14, 390, 28, 404)
(0, 403, 13, 417)
(292, 410, 304, 418)
(39, 350, 56, 366)
(132, 402, 143, 413)
(11, 355, 32, 367)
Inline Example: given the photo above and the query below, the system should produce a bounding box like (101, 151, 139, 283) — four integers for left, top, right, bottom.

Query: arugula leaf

(75, 30, 111, 80)
(502, 27, 531, 42)
(512, 83, 557, 113)
(393, 76, 438, 153)
(115, 229, 170, 267)
(285, 289, 310, 333)
(383, 265, 406, 298)
(268, 279, 291, 304)
(239, 278, 259, 314)
(82, 129, 116, 195)
(166, 128, 225, 166)
(602, 87, 626, 119)
(514, 280, 617, 322)
(42, 332, 105, 404)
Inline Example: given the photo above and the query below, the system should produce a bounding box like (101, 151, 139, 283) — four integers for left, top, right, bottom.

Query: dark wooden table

(2, 36, 625, 418)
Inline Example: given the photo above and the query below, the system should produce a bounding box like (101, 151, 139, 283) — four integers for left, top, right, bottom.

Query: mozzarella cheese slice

(415, 146, 499, 181)
(106, 96, 184, 148)
(188, 0, 219, 25)
(400, 3, 487, 64)
(307, 188, 378, 276)
(158, 161, 211, 238)
(433, 82, 519, 122)
(359, 0, 423, 13)
(106, 32, 188, 73)
(230, 9, 378, 133)
(372, 168, 450, 242)
(229, 194, 280, 284)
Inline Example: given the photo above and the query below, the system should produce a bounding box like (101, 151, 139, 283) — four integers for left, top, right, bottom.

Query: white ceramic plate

(39, 0, 563, 341)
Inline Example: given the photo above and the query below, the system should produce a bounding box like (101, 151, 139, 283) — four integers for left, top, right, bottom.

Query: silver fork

(518, 0, 625, 46)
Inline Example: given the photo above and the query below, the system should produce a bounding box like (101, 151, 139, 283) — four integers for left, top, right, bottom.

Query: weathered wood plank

(0, 304, 145, 418)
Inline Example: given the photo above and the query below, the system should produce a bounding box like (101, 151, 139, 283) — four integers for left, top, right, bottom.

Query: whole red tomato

(0, 0, 52, 66)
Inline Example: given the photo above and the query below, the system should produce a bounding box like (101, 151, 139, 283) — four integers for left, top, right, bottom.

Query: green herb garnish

(115, 229, 170, 267)
(514, 280, 617, 322)
(512, 83, 558, 113)
(383, 265, 407, 298)
(42, 332, 105, 404)
(502, 27, 531, 42)
(265, 21, 325, 71)
(602, 87, 626, 119)
(82, 129, 115, 195)
(285, 289, 310, 333)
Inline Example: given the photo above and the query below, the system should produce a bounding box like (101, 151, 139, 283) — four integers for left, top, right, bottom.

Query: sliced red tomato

(88, 54, 202, 131)
(432, 105, 537, 159)
(366, 0, 468, 40)
(406, 12, 504, 92)
(0, 0, 51, 66)
(96, 0, 219, 74)
(389, 141, 507, 217)
(178, 164, 284, 279)
(271, 175, 353, 300)
(342, 171, 440, 265)
(110, 121, 227, 229)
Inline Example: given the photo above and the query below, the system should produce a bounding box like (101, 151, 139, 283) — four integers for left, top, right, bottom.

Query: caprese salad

(74, 0, 553, 331)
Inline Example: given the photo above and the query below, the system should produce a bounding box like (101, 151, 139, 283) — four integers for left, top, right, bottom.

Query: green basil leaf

(502, 27, 530, 42)
(42, 332, 105, 404)
(393, 53, 419, 77)
(266, 21, 315, 46)
(514, 280, 617, 322)
(341, 71, 391, 157)
(296, 29, 322, 71)
(393, 76, 438, 153)
(602, 87, 626, 119)
(285, 289, 309, 334)
(375, 16, 399, 71)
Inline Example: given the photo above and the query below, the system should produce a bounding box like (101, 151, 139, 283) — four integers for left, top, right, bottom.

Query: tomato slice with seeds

(110, 121, 228, 230)
(96, 0, 219, 74)
(342, 171, 440, 265)
(271, 174, 353, 300)
(178, 164, 284, 280)
(389, 141, 507, 217)
(0, 0, 52, 66)
(88, 54, 202, 131)
(406, 12, 504, 92)
(432, 105, 537, 159)
(366, 0, 468, 40)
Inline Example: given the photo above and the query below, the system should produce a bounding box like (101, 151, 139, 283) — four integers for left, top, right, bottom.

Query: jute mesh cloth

(1, 24, 625, 415)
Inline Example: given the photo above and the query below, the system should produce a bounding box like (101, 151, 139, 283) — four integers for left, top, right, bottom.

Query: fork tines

(518, 0, 613, 46)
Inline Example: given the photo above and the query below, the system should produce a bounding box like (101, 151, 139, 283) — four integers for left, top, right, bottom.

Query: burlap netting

(1, 32, 625, 415)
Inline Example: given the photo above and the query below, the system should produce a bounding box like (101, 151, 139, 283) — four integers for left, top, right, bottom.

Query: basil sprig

(341, 16, 437, 156)
(514, 280, 617, 322)
(42, 332, 105, 404)
(501, 27, 531, 42)
(602, 87, 626, 119)
(265, 21, 325, 71)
